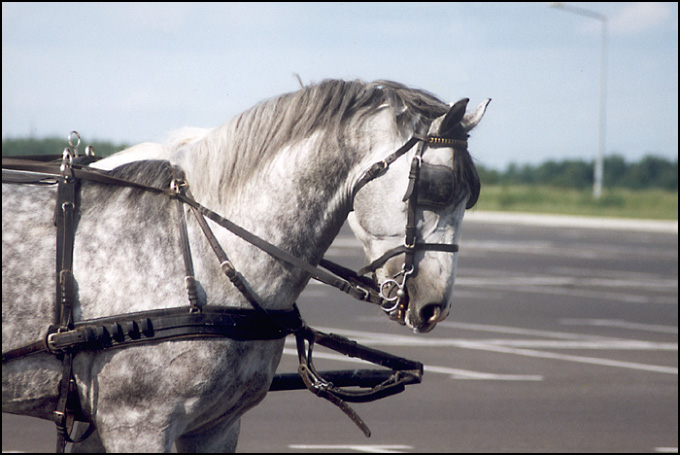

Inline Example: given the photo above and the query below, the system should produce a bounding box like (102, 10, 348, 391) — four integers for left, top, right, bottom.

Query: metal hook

(60, 148, 74, 181)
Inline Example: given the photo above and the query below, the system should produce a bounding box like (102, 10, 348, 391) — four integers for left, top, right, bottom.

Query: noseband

(353, 132, 469, 315)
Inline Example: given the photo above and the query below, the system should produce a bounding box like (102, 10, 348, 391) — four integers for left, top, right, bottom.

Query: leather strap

(44, 306, 300, 353)
(183, 197, 382, 303)
(293, 326, 423, 437)
(171, 169, 201, 313)
(352, 136, 421, 200)
(53, 163, 88, 453)
(357, 242, 459, 277)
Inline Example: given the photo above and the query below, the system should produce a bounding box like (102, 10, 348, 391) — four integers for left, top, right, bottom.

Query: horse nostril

(419, 303, 443, 325)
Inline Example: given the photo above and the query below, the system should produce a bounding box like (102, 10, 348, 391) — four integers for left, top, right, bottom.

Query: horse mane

(98, 79, 479, 211)
(172, 79, 451, 193)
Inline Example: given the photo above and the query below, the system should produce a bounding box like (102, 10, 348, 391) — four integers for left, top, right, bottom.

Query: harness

(2, 129, 469, 451)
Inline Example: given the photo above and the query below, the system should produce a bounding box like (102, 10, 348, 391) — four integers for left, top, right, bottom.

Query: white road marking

(281, 348, 544, 381)
(559, 318, 678, 334)
(456, 274, 677, 290)
(457, 281, 676, 304)
(438, 321, 612, 339)
(459, 342, 677, 375)
(462, 211, 678, 233)
(289, 444, 413, 453)
(293, 322, 677, 376)
(311, 325, 677, 351)
(423, 364, 542, 381)
(452, 276, 677, 305)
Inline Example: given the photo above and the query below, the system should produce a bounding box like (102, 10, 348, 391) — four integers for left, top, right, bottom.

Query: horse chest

(78, 339, 285, 429)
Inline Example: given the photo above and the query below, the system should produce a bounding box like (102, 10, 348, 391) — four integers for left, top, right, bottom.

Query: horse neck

(174, 118, 391, 308)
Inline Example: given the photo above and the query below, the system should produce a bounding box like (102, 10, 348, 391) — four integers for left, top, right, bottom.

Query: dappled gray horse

(3, 79, 489, 452)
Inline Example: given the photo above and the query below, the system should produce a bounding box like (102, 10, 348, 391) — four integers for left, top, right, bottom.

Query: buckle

(170, 178, 188, 194)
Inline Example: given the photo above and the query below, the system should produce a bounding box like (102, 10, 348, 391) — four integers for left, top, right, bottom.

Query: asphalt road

(3, 213, 677, 453)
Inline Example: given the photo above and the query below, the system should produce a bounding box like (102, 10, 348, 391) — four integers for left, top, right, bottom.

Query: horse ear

(460, 98, 491, 133)
(439, 98, 469, 136)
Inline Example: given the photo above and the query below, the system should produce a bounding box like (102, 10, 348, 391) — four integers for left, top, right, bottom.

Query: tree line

(477, 155, 677, 191)
(2, 136, 677, 191)
(2, 137, 128, 159)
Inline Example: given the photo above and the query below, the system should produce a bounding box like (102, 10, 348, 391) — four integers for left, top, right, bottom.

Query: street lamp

(549, 2, 608, 199)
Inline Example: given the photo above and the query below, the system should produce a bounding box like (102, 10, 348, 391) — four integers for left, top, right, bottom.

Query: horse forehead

(426, 114, 445, 133)
(423, 147, 455, 166)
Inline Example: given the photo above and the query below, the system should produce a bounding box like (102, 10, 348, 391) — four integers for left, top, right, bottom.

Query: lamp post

(550, 3, 608, 199)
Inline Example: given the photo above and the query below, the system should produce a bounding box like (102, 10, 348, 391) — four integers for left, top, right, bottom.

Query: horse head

(349, 97, 490, 333)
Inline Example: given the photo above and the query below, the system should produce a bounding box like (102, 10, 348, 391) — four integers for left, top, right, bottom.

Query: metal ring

(68, 131, 80, 148)
(381, 299, 402, 313)
(379, 279, 400, 302)
(68, 131, 81, 155)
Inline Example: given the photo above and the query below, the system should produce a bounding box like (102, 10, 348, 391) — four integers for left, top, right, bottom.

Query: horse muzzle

(406, 301, 446, 333)
(380, 278, 446, 333)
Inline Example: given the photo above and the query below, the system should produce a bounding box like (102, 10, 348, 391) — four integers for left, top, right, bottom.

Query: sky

(2, 2, 678, 170)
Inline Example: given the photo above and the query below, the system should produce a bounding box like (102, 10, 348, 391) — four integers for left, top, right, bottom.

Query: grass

(475, 185, 678, 221)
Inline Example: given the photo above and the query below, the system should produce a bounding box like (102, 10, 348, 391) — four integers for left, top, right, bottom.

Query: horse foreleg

(71, 420, 241, 453)
(175, 418, 241, 453)
(90, 409, 178, 452)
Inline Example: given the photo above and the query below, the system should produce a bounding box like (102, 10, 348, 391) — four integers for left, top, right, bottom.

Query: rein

(2, 156, 384, 305)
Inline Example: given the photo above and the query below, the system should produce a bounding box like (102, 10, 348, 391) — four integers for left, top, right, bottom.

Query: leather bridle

(352, 132, 471, 317)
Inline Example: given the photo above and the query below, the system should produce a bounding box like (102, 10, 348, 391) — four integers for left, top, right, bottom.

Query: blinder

(416, 162, 456, 209)
(417, 161, 479, 210)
